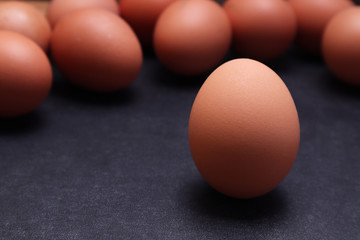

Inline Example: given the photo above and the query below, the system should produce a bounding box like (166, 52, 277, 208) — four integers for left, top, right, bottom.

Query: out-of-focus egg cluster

(288, 0, 355, 55)
(0, 0, 358, 118)
(0, 0, 358, 199)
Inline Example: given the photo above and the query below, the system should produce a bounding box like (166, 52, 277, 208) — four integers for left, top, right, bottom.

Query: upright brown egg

(47, 0, 119, 27)
(0, 1, 51, 51)
(223, 0, 297, 61)
(153, 0, 232, 76)
(188, 59, 300, 199)
(288, 0, 354, 55)
(51, 9, 142, 92)
(120, 0, 178, 48)
(323, 7, 360, 86)
(0, 31, 52, 118)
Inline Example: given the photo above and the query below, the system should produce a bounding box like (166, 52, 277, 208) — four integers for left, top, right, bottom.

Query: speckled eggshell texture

(188, 59, 300, 199)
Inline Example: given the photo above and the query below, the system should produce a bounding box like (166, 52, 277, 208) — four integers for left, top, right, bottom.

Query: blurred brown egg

(153, 0, 232, 76)
(0, 31, 52, 118)
(0, 1, 51, 51)
(289, 0, 354, 55)
(323, 7, 360, 86)
(188, 58, 300, 199)
(47, 0, 119, 27)
(119, 0, 178, 48)
(223, 0, 297, 61)
(51, 9, 142, 92)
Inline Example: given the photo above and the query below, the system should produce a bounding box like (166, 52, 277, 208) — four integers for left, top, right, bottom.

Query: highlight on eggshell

(0, 1, 51, 51)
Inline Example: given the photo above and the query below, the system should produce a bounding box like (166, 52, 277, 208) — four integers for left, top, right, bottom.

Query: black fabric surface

(1, 47, 360, 239)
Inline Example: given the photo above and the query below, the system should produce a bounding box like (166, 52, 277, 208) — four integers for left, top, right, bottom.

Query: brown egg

(323, 7, 360, 86)
(0, 1, 51, 51)
(153, 0, 232, 76)
(188, 59, 300, 199)
(51, 9, 142, 92)
(289, 0, 354, 55)
(0, 31, 52, 118)
(47, 0, 119, 27)
(223, 0, 297, 61)
(119, 0, 178, 48)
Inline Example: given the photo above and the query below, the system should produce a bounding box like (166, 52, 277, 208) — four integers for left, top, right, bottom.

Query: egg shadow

(319, 70, 360, 99)
(265, 54, 295, 73)
(182, 179, 289, 222)
(151, 64, 207, 90)
(149, 49, 241, 89)
(216, 0, 226, 5)
(0, 111, 45, 136)
(50, 65, 137, 107)
(142, 46, 157, 58)
(286, 46, 330, 75)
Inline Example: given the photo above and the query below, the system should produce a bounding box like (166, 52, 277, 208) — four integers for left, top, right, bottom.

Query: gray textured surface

(0, 47, 360, 239)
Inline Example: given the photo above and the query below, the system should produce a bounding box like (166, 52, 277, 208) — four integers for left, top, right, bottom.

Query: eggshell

(288, 0, 354, 55)
(223, 0, 297, 61)
(119, 0, 178, 48)
(188, 59, 300, 199)
(322, 7, 360, 86)
(51, 9, 142, 92)
(153, 0, 232, 76)
(47, 0, 119, 27)
(0, 1, 51, 51)
(0, 31, 52, 118)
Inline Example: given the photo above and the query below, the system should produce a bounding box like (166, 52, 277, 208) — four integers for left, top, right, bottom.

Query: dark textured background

(1, 45, 360, 239)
